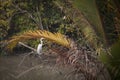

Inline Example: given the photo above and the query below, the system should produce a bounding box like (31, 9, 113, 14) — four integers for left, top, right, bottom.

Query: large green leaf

(73, 0, 106, 45)
(99, 40, 120, 80)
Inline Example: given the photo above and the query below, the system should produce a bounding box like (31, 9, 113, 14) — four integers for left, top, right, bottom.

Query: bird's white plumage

(37, 38, 44, 55)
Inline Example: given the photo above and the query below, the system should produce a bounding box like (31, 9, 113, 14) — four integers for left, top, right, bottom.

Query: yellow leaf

(6, 30, 71, 51)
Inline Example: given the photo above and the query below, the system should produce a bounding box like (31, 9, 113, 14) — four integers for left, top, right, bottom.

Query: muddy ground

(0, 52, 80, 80)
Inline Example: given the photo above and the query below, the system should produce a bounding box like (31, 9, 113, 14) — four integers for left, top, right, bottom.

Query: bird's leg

(36, 53, 43, 59)
(37, 55, 42, 59)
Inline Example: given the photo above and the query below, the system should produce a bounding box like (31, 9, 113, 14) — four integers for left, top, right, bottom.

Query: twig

(12, 3, 39, 27)
(9, 65, 43, 79)
(18, 52, 33, 67)
(18, 42, 37, 67)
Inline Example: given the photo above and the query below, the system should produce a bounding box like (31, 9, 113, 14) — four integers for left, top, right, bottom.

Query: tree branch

(18, 42, 36, 52)
(36, 7, 43, 30)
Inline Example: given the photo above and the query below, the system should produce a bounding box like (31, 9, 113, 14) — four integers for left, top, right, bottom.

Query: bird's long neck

(40, 40, 43, 44)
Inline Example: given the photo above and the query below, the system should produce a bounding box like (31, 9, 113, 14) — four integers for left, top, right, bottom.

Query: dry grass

(50, 43, 111, 80)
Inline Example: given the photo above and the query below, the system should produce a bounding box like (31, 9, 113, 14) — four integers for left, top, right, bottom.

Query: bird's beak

(41, 38, 45, 40)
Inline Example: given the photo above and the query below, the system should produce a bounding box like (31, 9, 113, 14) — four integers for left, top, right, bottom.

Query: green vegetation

(0, 0, 120, 80)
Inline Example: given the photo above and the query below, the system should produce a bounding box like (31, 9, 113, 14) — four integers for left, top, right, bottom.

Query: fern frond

(6, 30, 71, 50)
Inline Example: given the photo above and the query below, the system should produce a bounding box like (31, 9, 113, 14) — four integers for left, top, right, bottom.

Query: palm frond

(99, 40, 120, 80)
(73, 0, 106, 44)
(6, 30, 71, 50)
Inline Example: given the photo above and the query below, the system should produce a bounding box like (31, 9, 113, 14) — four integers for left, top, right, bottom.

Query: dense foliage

(0, 0, 120, 80)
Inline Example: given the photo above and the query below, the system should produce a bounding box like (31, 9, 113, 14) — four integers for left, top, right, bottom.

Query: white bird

(37, 38, 44, 55)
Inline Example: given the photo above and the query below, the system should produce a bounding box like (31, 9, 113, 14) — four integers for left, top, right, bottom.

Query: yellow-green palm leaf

(6, 30, 71, 50)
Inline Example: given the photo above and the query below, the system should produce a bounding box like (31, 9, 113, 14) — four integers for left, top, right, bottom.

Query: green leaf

(73, 0, 106, 45)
